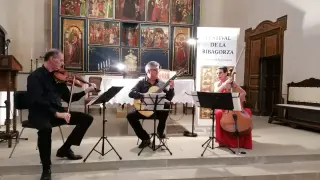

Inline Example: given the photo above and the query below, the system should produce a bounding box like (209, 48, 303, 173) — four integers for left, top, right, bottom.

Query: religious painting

(60, 0, 87, 17)
(146, 0, 169, 22)
(171, 0, 193, 24)
(172, 26, 191, 72)
(121, 48, 139, 72)
(88, 46, 120, 72)
(140, 25, 169, 49)
(140, 49, 168, 73)
(115, 0, 145, 21)
(199, 66, 233, 119)
(121, 22, 139, 47)
(89, 20, 120, 45)
(61, 18, 85, 70)
(88, 0, 114, 19)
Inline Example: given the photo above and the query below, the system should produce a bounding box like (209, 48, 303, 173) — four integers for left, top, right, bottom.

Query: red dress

(215, 82, 253, 149)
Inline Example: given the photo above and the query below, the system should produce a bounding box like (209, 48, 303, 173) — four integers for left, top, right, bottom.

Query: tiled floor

(0, 106, 320, 179)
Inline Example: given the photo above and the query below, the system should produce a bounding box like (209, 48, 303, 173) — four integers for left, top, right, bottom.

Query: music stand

(194, 92, 236, 156)
(83, 86, 123, 162)
(137, 93, 172, 156)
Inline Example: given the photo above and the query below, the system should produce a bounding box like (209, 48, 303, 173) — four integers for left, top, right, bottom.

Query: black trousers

(127, 110, 169, 140)
(37, 111, 93, 169)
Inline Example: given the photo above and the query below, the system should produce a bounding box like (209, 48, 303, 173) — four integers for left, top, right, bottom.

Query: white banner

(195, 27, 240, 126)
(196, 27, 239, 66)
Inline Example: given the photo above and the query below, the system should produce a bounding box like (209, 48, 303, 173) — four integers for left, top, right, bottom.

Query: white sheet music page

(232, 92, 242, 111)
(87, 95, 100, 106)
(142, 93, 167, 110)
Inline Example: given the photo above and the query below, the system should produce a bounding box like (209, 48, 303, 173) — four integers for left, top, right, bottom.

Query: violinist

(213, 66, 252, 150)
(27, 49, 96, 180)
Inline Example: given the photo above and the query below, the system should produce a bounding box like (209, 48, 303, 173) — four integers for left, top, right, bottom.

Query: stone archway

(0, 25, 7, 55)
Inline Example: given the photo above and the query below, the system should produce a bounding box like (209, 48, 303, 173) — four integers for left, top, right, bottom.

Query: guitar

(133, 67, 187, 117)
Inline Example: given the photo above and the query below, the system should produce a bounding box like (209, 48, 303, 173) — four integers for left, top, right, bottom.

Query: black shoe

(56, 148, 82, 160)
(158, 133, 166, 139)
(40, 169, 51, 180)
(138, 139, 150, 148)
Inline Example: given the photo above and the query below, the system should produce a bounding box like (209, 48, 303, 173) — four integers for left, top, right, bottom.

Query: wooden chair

(84, 76, 102, 114)
(9, 91, 65, 158)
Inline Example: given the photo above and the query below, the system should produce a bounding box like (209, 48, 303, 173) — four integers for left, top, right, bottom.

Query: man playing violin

(213, 66, 252, 150)
(127, 61, 175, 148)
(27, 49, 96, 180)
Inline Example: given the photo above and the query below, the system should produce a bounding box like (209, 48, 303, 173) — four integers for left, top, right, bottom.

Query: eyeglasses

(150, 69, 159, 72)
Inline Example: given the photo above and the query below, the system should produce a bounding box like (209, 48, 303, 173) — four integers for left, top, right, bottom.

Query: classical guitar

(133, 68, 186, 117)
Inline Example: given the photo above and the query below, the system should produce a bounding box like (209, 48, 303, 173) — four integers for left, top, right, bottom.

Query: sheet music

(190, 91, 242, 111)
(231, 92, 242, 111)
(87, 95, 101, 106)
(142, 93, 167, 110)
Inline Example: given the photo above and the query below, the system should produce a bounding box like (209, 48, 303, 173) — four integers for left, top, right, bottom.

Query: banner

(195, 27, 240, 126)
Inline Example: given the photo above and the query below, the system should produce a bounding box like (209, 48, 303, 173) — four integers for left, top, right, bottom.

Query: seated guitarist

(127, 61, 175, 148)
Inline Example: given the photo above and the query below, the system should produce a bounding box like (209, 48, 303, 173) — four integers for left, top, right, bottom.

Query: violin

(53, 68, 98, 91)
(219, 47, 252, 136)
(53, 67, 100, 113)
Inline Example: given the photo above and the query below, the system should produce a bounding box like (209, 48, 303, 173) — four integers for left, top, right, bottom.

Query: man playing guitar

(127, 61, 175, 148)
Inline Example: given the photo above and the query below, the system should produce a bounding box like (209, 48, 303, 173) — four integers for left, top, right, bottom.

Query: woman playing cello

(213, 66, 253, 149)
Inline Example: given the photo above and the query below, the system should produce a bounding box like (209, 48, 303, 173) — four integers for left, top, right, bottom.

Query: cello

(219, 49, 252, 136)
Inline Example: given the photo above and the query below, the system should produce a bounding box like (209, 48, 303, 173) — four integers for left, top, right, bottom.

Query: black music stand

(137, 93, 172, 156)
(196, 92, 236, 156)
(83, 86, 123, 162)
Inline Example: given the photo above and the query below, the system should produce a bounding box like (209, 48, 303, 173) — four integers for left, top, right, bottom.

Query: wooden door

(0, 28, 5, 55)
(259, 54, 281, 116)
(244, 15, 287, 115)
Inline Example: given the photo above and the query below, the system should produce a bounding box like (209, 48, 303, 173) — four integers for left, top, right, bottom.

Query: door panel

(249, 39, 262, 74)
(265, 33, 278, 56)
(259, 55, 281, 115)
(247, 38, 262, 108)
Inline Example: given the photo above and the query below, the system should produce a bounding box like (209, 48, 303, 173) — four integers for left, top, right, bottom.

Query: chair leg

(59, 126, 65, 143)
(9, 127, 25, 158)
(174, 103, 177, 115)
(137, 120, 145, 145)
(184, 103, 187, 115)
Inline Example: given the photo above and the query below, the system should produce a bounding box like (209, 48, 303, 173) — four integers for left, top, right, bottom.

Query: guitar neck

(156, 76, 177, 93)
(156, 81, 171, 93)
(155, 68, 185, 93)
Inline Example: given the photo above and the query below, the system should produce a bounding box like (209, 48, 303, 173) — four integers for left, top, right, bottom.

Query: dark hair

(44, 49, 61, 61)
(217, 66, 228, 73)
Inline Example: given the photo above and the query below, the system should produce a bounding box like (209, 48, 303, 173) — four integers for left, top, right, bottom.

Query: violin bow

(229, 46, 245, 78)
(67, 76, 76, 114)
(229, 46, 246, 107)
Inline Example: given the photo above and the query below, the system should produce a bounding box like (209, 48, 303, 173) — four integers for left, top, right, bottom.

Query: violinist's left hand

(85, 83, 97, 93)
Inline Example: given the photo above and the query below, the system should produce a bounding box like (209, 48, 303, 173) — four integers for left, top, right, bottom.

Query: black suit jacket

(27, 66, 86, 129)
